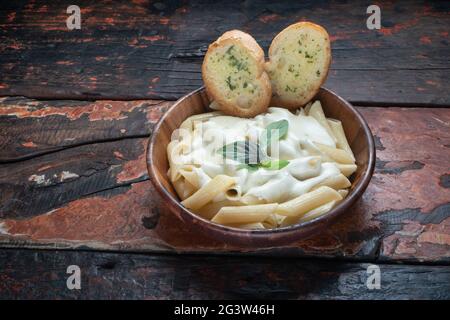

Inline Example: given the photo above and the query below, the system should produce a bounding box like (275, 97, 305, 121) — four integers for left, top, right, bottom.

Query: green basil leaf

(262, 119, 289, 147)
(260, 159, 290, 170)
(237, 163, 259, 171)
(219, 140, 268, 164)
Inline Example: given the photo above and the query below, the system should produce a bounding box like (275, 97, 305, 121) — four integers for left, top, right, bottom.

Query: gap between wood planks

(0, 100, 449, 165)
(1, 94, 450, 108)
(1, 248, 449, 299)
(0, 133, 151, 164)
(0, 246, 449, 267)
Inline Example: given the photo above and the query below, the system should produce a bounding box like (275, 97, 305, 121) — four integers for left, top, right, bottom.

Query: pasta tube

(327, 118, 355, 160)
(195, 200, 242, 220)
(337, 164, 357, 177)
(337, 189, 349, 199)
(276, 186, 342, 217)
(308, 101, 337, 143)
(229, 222, 266, 230)
(314, 142, 355, 164)
(314, 173, 351, 190)
(211, 203, 278, 225)
(299, 200, 337, 222)
(281, 200, 336, 226)
(181, 175, 235, 210)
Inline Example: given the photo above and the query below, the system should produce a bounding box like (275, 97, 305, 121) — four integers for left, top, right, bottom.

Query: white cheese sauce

(176, 107, 340, 203)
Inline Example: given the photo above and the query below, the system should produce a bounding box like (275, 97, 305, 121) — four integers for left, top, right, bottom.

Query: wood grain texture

(0, 138, 149, 219)
(0, 104, 449, 263)
(0, 0, 449, 105)
(0, 249, 449, 299)
(0, 97, 169, 162)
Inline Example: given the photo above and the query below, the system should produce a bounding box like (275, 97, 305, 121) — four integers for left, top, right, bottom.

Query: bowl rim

(147, 86, 375, 237)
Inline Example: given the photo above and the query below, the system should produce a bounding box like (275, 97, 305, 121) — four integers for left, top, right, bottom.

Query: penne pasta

(195, 200, 243, 220)
(181, 175, 235, 210)
(172, 178, 196, 200)
(308, 101, 338, 143)
(296, 107, 306, 116)
(314, 142, 355, 164)
(280, 200, 336, 226)
(225, 185, 242, 201)
(263, 213, 286, 228)
(168, 102, 357, 229)
(337, 163, 357, 177)
(299, 140, 333, 162)
(299, 200, 337, 222)
(314, 173, 351, 190)
(276, 186, 342, 217)
(211, 203, 278, 225)
(229, 222, 267, 230)
(167, 140, 191, 180)
(240, 194, 267, 205)
(179, 165, 200, 188)
(304, 101, 313, 115)
(337, 189, 349, 199)
(327, 118, 355, 160)
(279, 215, 298, 227)
(172, 178, 185, 200)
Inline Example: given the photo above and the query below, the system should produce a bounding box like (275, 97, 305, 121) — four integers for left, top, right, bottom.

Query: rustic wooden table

(0, 0, 449, 299)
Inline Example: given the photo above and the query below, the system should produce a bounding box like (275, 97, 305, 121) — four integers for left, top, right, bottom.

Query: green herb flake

(260, 159, 290, 170)
(237, 163, 259, 171)
(228, 54, 249, 72)
(225, 76, 236, 90)
(225, 45, 234, 54)
(285, 85, 296, 92)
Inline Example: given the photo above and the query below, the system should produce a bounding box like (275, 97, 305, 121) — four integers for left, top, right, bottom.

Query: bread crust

(266, 22, 331, 109)
(202, 30, 272, 118)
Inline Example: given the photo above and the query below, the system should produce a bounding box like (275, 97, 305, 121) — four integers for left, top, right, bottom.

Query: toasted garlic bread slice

(265, 22, 331, 109)
(202, 30, 272, 117)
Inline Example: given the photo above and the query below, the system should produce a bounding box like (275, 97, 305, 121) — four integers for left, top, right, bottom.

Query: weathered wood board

(0, 249, 449, 299)
(1, 98, 449, 263)
(0, 0, 449, 105)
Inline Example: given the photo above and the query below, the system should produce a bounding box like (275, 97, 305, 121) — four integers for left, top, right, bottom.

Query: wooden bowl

(147, 87, 375, 247)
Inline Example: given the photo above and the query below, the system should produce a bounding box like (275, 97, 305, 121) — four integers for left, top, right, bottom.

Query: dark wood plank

(0, 138, 149, 219)
(0, 97, 169, 162)
(0, 249, 449, 299)
(0, 0, 449, 105)
(0, 106, 449, 263)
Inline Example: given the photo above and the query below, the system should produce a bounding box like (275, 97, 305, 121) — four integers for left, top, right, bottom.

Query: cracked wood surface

(0, 0, 449, 105)
(0, 97, 170, 162)
(1, 249, 449, 299)
(1, 99, 449, 264)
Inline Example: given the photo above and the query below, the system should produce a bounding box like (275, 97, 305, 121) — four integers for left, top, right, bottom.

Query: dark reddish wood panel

(0, 0, 449, 105)
(0, 138, 149, 219)
(0, 249, 449, 299)
(0, 97, 169, 162)
(0, 105, 449, 263)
